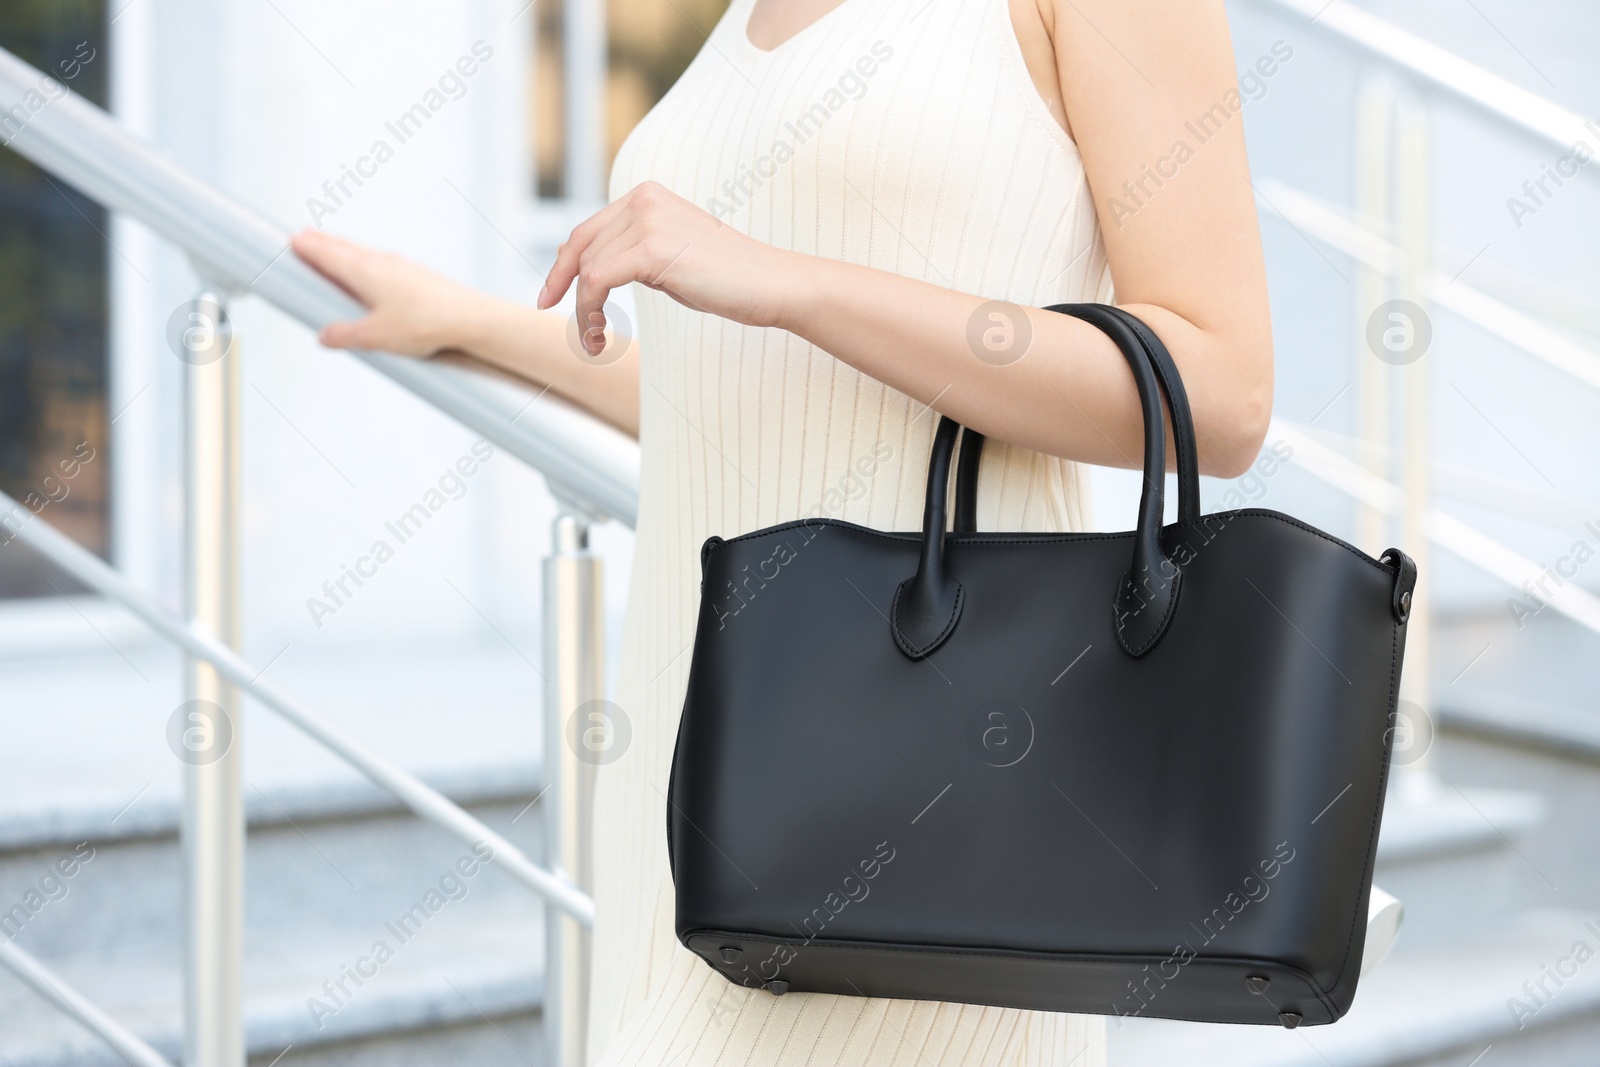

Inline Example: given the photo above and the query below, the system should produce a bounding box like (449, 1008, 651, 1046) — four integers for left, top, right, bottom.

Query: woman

(294, 0, 1272, 1062)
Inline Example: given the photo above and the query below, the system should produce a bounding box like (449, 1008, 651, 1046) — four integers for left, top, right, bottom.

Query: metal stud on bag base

(1245, 973, 1303, 1028)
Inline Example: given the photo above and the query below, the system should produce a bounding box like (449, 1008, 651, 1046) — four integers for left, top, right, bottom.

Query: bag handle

(891, 304, 1191, 660)
(954, 305, 1201, 530)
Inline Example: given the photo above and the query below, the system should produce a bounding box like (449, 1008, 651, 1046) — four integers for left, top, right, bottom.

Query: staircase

(1110, 607, 1600, 1067)
(0, 638, 554, 1066)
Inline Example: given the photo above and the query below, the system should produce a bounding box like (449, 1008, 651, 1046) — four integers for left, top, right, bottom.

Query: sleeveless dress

(590, 0, 1112, 1062)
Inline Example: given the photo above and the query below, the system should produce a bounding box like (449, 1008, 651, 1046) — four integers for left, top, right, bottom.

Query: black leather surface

(890, 417, 966, 659)
(1097, 303, 1202, 523)
(944, 305, 1185, 657)
(684, 931, 1338, 1025)
(953, 427, 985, 534)
(669, 306, 1411, 1026)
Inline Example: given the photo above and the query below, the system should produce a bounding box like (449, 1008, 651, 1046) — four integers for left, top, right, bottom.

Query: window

(532, 0, 732, 200)
(0, 0, 108, 599)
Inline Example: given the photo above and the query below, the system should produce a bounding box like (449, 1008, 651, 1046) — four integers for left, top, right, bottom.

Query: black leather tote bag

(667, 304, 1417, 1028)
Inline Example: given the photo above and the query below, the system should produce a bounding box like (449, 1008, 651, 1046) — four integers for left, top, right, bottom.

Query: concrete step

(1432, 609, 1600, 764)
(1377, 782, 1546, 863)
(0, 642, 556, 1066)
(0, 796, 545, 957)
(0, 896, 544, 1067)
(1107, 908, 1600, 1067)
(1432, 610, 1599, 715)
(0, 641, 546, 853)
(1442, 689, 1600, 762)
(1423, 731, 1600, 938)
(1374, 781, 1547, 952)
(0, 784, 549, 1066)
(246, 1015, 543, 1067)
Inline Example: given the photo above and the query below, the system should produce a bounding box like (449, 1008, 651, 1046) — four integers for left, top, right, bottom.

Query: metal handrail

(0, 939, 176, 1067)
(0, 484, 596, 926)
(1293, 422, 1600, 532)
(1274, 419, 1600, 636)
(1255, 179, 1600, 392)
(0, 42, 622, 1065)
(1244, 0, 1598, 162)
(0, 47, 640, 528)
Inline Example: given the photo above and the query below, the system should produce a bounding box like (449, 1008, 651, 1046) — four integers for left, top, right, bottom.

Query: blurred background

(0, 0, 1595, 1064)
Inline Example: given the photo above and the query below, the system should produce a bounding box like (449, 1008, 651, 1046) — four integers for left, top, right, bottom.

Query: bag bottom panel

(682, 930, 1340, 1026)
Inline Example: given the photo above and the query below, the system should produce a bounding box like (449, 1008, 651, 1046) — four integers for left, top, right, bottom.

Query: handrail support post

(1395, 89, 1438, 794)
(544, 509, 604, 1067)
(181, 288, 245, 1067)
(1354, 71, 1394, 555)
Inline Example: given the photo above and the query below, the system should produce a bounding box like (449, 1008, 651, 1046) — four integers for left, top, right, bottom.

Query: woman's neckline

(739, 0, 859, 55)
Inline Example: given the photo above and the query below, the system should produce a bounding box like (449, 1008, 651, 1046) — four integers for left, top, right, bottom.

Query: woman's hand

(291, 229, 486, 356)
(537, 181, 798, 356)
(292, 227, 644, 436)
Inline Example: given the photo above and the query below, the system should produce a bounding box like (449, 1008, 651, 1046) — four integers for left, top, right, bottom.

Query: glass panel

(0, 0, 109, 600)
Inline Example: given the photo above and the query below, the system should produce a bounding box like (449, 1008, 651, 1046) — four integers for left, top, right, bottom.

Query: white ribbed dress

(589, 0, 1112, 1062)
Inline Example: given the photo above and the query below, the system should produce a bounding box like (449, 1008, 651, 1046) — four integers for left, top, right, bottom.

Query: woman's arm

(291, 230, 642, 435)
(541, 0, 1271, 476)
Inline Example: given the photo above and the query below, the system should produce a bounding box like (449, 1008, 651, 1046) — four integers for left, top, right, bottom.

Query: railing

(0, 939, 173, 1067)
(1246, 0, 1599, 159)
(0, 42, 631, 1067)
(1240, 0, 1600, 794)
(1, 1, 1596, 1065)
(0, 50, 640, 527)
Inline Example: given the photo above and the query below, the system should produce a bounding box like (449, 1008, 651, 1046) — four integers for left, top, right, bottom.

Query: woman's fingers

(548, 183, 699, 353)
(573, 259, 614, 356)
(569, 216, 655, 353)
(293, 230, 383, 350)
(291, 229, 375, 301)
(541, 179, 774, 349)
(574, 241, 664, 355)
(538, 194, 636, 310)
(289, 230, 485, 358)
(317, 317, 379, 350)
